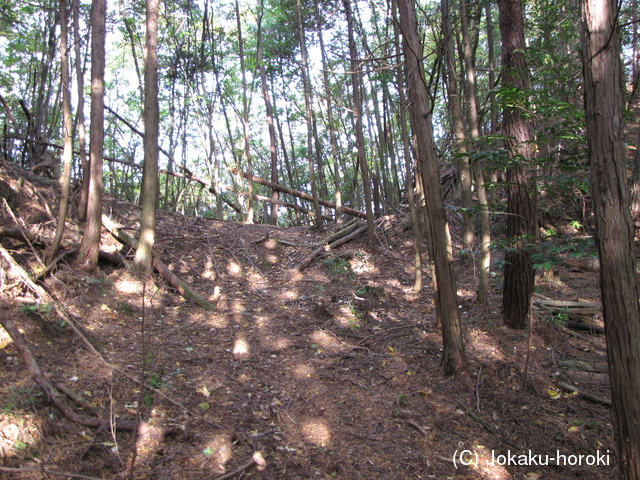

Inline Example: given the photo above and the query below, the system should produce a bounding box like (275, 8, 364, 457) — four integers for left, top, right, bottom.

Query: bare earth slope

(0, 163, 616, 479)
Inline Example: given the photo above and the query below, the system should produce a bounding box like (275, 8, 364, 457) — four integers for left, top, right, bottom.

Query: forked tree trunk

(582, 0, 640, 477)
(497, 0, 537, 329)
(397, 0, 465, 376)
(78, 0, 107, 271)
(459, 0, 491, 303)
(48, 0, 73, 262)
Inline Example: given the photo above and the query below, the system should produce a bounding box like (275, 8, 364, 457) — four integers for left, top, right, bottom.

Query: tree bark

(398, 0, 465, 376)
(73, 0, 90, 222)
(582, 0, 640, 476)
(259, 61, 279, 225)
(48, 0, 74, 262)
(441, 0, 474, 260)
(497, 0, 537, 329)
(343, 0, 375, 242)
(134, 0, 160, 277)
(459, 0, 491, 303)
(235, 0, 255, 224)
(78, 0, 107, 271)
(315, 0, 343, 223)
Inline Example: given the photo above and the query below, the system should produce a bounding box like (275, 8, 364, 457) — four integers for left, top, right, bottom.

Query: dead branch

(2, 197, 44, 266)
(0, 315, 143, 432)
(557, 381, 611, 406)
(0, 244, 219, 428)
(285, 217, 385, 280)
(230, 167, 367, 219)
(101, 215, 216, 311)
(533, 294, 601, 315)
(212, 452, 267, 480)
(0, 466, 104, 480)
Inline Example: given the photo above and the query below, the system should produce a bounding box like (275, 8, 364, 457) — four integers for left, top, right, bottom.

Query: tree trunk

(235, 0, 254, 224)
(315, 0, 342, 223)
(398, 0, 465, 376)
(73, 0, 89, 222)
(258, 61, 279, 225)
(47, 0, 73, 262)
(78, 0, 107, 271)
(392, 0, 423, 293)
(582, 0, 640, 476)
(297, 0, 322, 229)
(134, 0, 160, 277)
(497, 0, 537, 329)
(343, 0, 375, 242)
(441, 0, 474, 260)
(459, 0, 491, 303)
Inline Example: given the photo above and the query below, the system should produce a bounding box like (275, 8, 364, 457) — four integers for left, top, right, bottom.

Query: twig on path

(356, 324, 415, 346)
(212, 451, 267, 480)
(405, 419, 430, 437)
(457, 401, 524, 451)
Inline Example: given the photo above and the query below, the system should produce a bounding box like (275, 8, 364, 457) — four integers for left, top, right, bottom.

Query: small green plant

(322, 256, 353, 279)
(144, 350, 155, 366)
(117, 301, 134, 317)
(20, 303, 53, 317)
(550, 308, 570, 326)
(2, 387, 42, 413)
(147, 372, 164, 389)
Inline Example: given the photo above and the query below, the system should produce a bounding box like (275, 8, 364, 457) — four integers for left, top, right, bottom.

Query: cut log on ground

(284, 217, 386, 281)
(230, 167, 367, 219)
(101, 215, 216, 311)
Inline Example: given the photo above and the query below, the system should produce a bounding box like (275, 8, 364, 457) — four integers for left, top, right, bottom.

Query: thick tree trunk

(134, 0, 160, 276)
(582, 0, 640, 477)
(392, 0, 423, 293)
(398, 0, 465, 376)
(78, 0, 107, 271)
(497, 0, 537, 329)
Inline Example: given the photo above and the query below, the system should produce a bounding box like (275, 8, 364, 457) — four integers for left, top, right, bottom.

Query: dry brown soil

(0, 162, 617, 479)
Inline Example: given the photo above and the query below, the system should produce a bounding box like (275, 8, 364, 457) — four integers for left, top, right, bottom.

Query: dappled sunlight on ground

(301, 419, 331, 447)
(0, 185, 613, 479)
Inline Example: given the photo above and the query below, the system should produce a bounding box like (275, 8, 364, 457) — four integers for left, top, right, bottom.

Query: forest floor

(0, 161, 617, 480)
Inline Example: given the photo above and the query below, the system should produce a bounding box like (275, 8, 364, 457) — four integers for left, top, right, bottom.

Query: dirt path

(0, 167, 616, 479)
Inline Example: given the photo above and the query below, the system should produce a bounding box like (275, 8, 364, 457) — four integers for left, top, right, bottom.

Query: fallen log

(0, 315, 178, 435)
(230, 167, 367, 219)
(101, 215, 216, 311)
(284, 217, 385, 280)
(0, 244, 219, 428)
